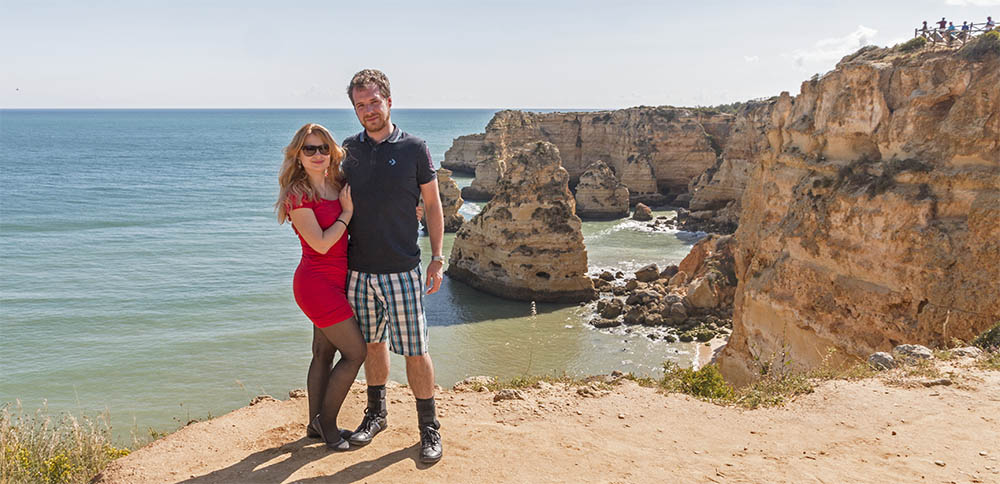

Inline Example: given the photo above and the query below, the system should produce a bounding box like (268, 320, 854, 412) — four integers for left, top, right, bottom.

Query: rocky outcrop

(461, 157, 505, 201)
(718, 48, 1000, 385)
(588, 234, 737, 343)
(574, 161, 629, 219)
(445, 108, 734, 200)
(437, 168, 464, 232)
(447, 142, 596, 303)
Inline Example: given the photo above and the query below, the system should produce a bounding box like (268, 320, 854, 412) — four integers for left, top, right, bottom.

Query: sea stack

(447, 141, 597, 303)
(574, 160, 630, 219)
(436, 168, 465, 232)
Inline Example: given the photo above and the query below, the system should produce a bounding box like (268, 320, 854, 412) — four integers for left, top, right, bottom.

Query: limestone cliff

(443, 108, 733, 199)
(688, 101, 776, 220)
(442, 133, 486, 173)
(718, 47, 1000, 384)
(574, 160, 630, 219)
(447, 142, 596, 303)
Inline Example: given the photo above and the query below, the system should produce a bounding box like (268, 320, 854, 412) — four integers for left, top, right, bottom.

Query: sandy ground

(95, 359, 1000, 484)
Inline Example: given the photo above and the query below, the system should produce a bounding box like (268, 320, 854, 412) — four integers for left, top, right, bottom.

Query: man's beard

(364, 113, 387, 132)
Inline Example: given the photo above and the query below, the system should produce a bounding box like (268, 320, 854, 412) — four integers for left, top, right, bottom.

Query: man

(340, 69, 445, 464)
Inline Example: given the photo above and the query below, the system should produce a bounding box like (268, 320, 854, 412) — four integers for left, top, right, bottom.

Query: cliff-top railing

(914, 23, 996, 47)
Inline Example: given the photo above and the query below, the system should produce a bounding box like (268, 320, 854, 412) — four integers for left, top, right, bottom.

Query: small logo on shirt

(388, 158, 397, 166)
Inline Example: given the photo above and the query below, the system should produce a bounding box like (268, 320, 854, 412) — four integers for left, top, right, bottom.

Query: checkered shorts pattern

(347, 266, 428, 356)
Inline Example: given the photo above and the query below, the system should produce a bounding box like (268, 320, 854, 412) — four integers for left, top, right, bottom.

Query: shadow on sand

(178, 439, 426, 483)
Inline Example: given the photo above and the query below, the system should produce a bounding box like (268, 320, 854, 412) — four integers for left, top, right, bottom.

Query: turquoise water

(0, 109, 701, 442)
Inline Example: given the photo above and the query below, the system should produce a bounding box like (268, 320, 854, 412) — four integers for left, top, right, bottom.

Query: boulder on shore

(632, 203, 653, 221)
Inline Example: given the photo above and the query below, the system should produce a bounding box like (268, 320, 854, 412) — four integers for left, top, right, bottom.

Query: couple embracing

(275, 69, 445, 463)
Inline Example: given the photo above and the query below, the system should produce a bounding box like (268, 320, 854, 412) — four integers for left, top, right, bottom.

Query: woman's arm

(290, 207, 352, 255)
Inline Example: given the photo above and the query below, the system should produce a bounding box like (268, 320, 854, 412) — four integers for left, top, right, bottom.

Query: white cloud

(944, 0, 1000, 6)
(790, 25, 878, 67)
(744, 55, 760, 63)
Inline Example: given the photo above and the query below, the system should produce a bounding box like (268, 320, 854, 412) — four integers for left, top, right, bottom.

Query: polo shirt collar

(359, 124, 402, 144)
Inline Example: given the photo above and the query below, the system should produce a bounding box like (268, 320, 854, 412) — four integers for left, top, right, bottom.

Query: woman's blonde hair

(275, 123, 347, 223)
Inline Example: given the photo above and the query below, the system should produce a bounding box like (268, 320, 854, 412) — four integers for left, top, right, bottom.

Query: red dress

(289, 195, 354, 327)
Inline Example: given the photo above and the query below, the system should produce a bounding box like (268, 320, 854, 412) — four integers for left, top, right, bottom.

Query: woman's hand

(339, 184, 354, 214)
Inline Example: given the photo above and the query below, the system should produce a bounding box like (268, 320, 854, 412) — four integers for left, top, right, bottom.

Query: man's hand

(425, 260, 444, 295)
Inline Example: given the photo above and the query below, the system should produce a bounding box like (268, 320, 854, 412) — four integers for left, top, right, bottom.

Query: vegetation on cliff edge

(1, 403, 130, 484)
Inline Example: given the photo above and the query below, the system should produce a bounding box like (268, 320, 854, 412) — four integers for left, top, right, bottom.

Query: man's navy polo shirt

(341, 125, 436, 274)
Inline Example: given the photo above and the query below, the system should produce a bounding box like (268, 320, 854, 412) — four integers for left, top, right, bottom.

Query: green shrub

(661, 363, 733, 400)
(897, 36, 927, 52)
(973, 322, 1000, 351)
(960, 30, 1000, 60)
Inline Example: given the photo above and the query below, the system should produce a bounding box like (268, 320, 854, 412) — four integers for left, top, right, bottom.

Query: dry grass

(976, 351, 1000, 371)
(1, 402, 130, 484)
(631, 350, 871, 410)
(485, 374, 614, 393)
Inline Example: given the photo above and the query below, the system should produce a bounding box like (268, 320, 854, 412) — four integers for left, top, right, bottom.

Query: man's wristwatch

(430, 255, 445, 262)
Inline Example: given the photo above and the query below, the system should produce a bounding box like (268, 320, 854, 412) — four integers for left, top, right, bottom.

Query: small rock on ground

(868, 352, 897, 371)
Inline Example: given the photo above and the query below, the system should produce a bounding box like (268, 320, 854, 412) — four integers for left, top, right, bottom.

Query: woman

(276, 123, 365, 451)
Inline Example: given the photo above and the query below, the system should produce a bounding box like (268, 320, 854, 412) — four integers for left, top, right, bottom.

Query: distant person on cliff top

(276, 123, 365, 451)
(341, 68, 445, 464)
(938, 17, 948, 29)
(987, 16, 995, 30)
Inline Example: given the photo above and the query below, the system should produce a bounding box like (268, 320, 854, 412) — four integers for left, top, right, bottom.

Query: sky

(1, 0, 998, 109)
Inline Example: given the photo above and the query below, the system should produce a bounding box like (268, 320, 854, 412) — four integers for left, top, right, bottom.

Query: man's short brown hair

(347, 69, 391, 103)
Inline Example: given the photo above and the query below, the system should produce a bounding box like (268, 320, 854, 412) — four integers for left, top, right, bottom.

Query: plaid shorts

(347, 266, 428, 356)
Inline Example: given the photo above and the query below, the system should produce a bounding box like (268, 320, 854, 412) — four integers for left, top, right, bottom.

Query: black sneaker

(419, 424, 442, 464)
(349, 410, 387, 446)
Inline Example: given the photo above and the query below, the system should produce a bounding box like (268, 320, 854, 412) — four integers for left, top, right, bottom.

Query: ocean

(0, 109, 701, 442)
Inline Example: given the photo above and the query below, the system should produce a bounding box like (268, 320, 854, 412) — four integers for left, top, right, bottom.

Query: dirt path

(96, 361, 1000, 484)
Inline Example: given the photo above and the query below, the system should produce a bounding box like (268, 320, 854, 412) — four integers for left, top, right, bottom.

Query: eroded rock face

(444, 108, 733, 198)
(687, 101, 776, 226)
(446, 141, 597, 303)
(461, 157, 505, 201)
(574, 161, 629, 219)
(718, 48, 1000, 385)
(437, 168, 464, 232)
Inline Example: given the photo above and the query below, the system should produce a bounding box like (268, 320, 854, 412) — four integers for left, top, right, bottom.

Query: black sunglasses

(301, 144, 331, 156)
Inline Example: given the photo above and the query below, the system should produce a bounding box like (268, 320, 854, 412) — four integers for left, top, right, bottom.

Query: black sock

(416, 396, 439, 429)
(367, 385, 387, 417)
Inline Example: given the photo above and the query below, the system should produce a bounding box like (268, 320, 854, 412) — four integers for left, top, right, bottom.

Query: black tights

(307, 318, 366, 435)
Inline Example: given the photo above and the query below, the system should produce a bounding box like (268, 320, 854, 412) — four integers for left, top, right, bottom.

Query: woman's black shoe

(311, 415, 350, 451)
